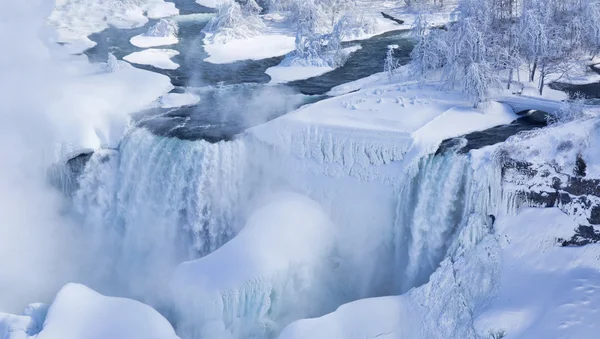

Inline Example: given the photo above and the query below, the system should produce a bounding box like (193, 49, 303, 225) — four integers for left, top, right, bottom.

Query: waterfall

(71, 128, 246, 299)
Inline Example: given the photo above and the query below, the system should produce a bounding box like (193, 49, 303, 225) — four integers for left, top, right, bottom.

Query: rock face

(499, 153, 600, 246)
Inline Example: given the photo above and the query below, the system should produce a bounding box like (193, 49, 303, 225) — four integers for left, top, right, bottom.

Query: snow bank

(203, 34, 296, 64)
(54, 58, 173, 149)
(196, 0, 217, 8)
(266, 46, 362, 84)
(474, 208, 600, 338)
(278, 296, 420, 339)
(124, 49, 180, 70)
(36, 284, 179, 339)
(171, 192, 336, 339)
(48, 0, 179, 53)
(266, 66, 334, 84)
(130, 19, 179, 48)
(1, 304, 47, 339)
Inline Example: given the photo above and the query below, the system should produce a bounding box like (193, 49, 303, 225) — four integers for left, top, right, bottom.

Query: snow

(203, 34, 296, 64)
(53, 58, 173, 149)
(130, 19, 179, 48)
(171, 192, 335, 339)
(130, 34, 178, 48)
(36, 284, 180, 339)
(278, 296, 420, 339)
(48, 0, 179, 53)
(196, 0, 217, 8)
(124, 49, 180, 70)
(266, 66, 334, 84)
(146, 1, 179, 19)
(278, 200, 600, 339)
(250, 81, 518, 167)
(474, 208, 600, 339)
(156, 92, 201, 108)
(266, 46, 362, 84)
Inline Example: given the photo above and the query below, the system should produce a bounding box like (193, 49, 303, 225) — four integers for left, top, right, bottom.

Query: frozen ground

(124, 49, 180, 70)
(48, 0, 179, 53)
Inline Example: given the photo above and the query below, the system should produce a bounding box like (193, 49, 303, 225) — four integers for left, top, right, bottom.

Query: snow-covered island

(3, 1, 600, 339)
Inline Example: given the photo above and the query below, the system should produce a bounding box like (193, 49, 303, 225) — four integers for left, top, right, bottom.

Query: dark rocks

(560, 225, 600, 246)
(575, 153, 587, 177)
(381, 12, 404, 25)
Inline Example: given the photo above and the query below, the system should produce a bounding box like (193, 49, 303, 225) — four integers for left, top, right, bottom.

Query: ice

(36, 284, 180, 339)
(171, 192, 337, 339)
(124, 49, 180, 70)
(130, 19, 179, 48)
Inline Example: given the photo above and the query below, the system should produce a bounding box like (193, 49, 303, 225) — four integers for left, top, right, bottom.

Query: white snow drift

(124, 49, 180, 70)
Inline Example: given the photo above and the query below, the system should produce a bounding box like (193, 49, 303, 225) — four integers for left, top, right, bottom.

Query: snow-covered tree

(203, 0, 265, 43)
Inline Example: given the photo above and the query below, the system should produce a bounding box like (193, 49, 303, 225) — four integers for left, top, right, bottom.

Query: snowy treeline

(410, 0, 600, 105)
(203, 0, 265, 43)
(205, 0, 375, 67)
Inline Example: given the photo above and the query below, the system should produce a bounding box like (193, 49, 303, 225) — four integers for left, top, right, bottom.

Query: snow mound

(56, 58, 173, 149)
(48, 0, 179, 53)
(36, 284, 179, 339)
(203, 34, 295, 64)
(124, 49, 180, 70)
(1, 304, 48, 339)
(171, 192, 336, 339)
(130, 19, 179, 48)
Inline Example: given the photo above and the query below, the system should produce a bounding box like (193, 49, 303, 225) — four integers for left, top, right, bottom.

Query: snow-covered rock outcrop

(130, 18, 179, 48)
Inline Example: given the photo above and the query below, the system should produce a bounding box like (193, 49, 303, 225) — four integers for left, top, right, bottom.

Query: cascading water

(70, 127, 246, 300)
(57, 120, 522, 339)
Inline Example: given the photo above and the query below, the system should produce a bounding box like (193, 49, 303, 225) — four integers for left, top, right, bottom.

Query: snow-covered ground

(124, 48, 180, 70)
(48, 0, 179, 53)
(203, 33, 296, 64)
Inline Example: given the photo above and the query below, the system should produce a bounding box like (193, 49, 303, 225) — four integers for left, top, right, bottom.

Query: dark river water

(83, 0, 416, 142)
(83, 0, 551, 147)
